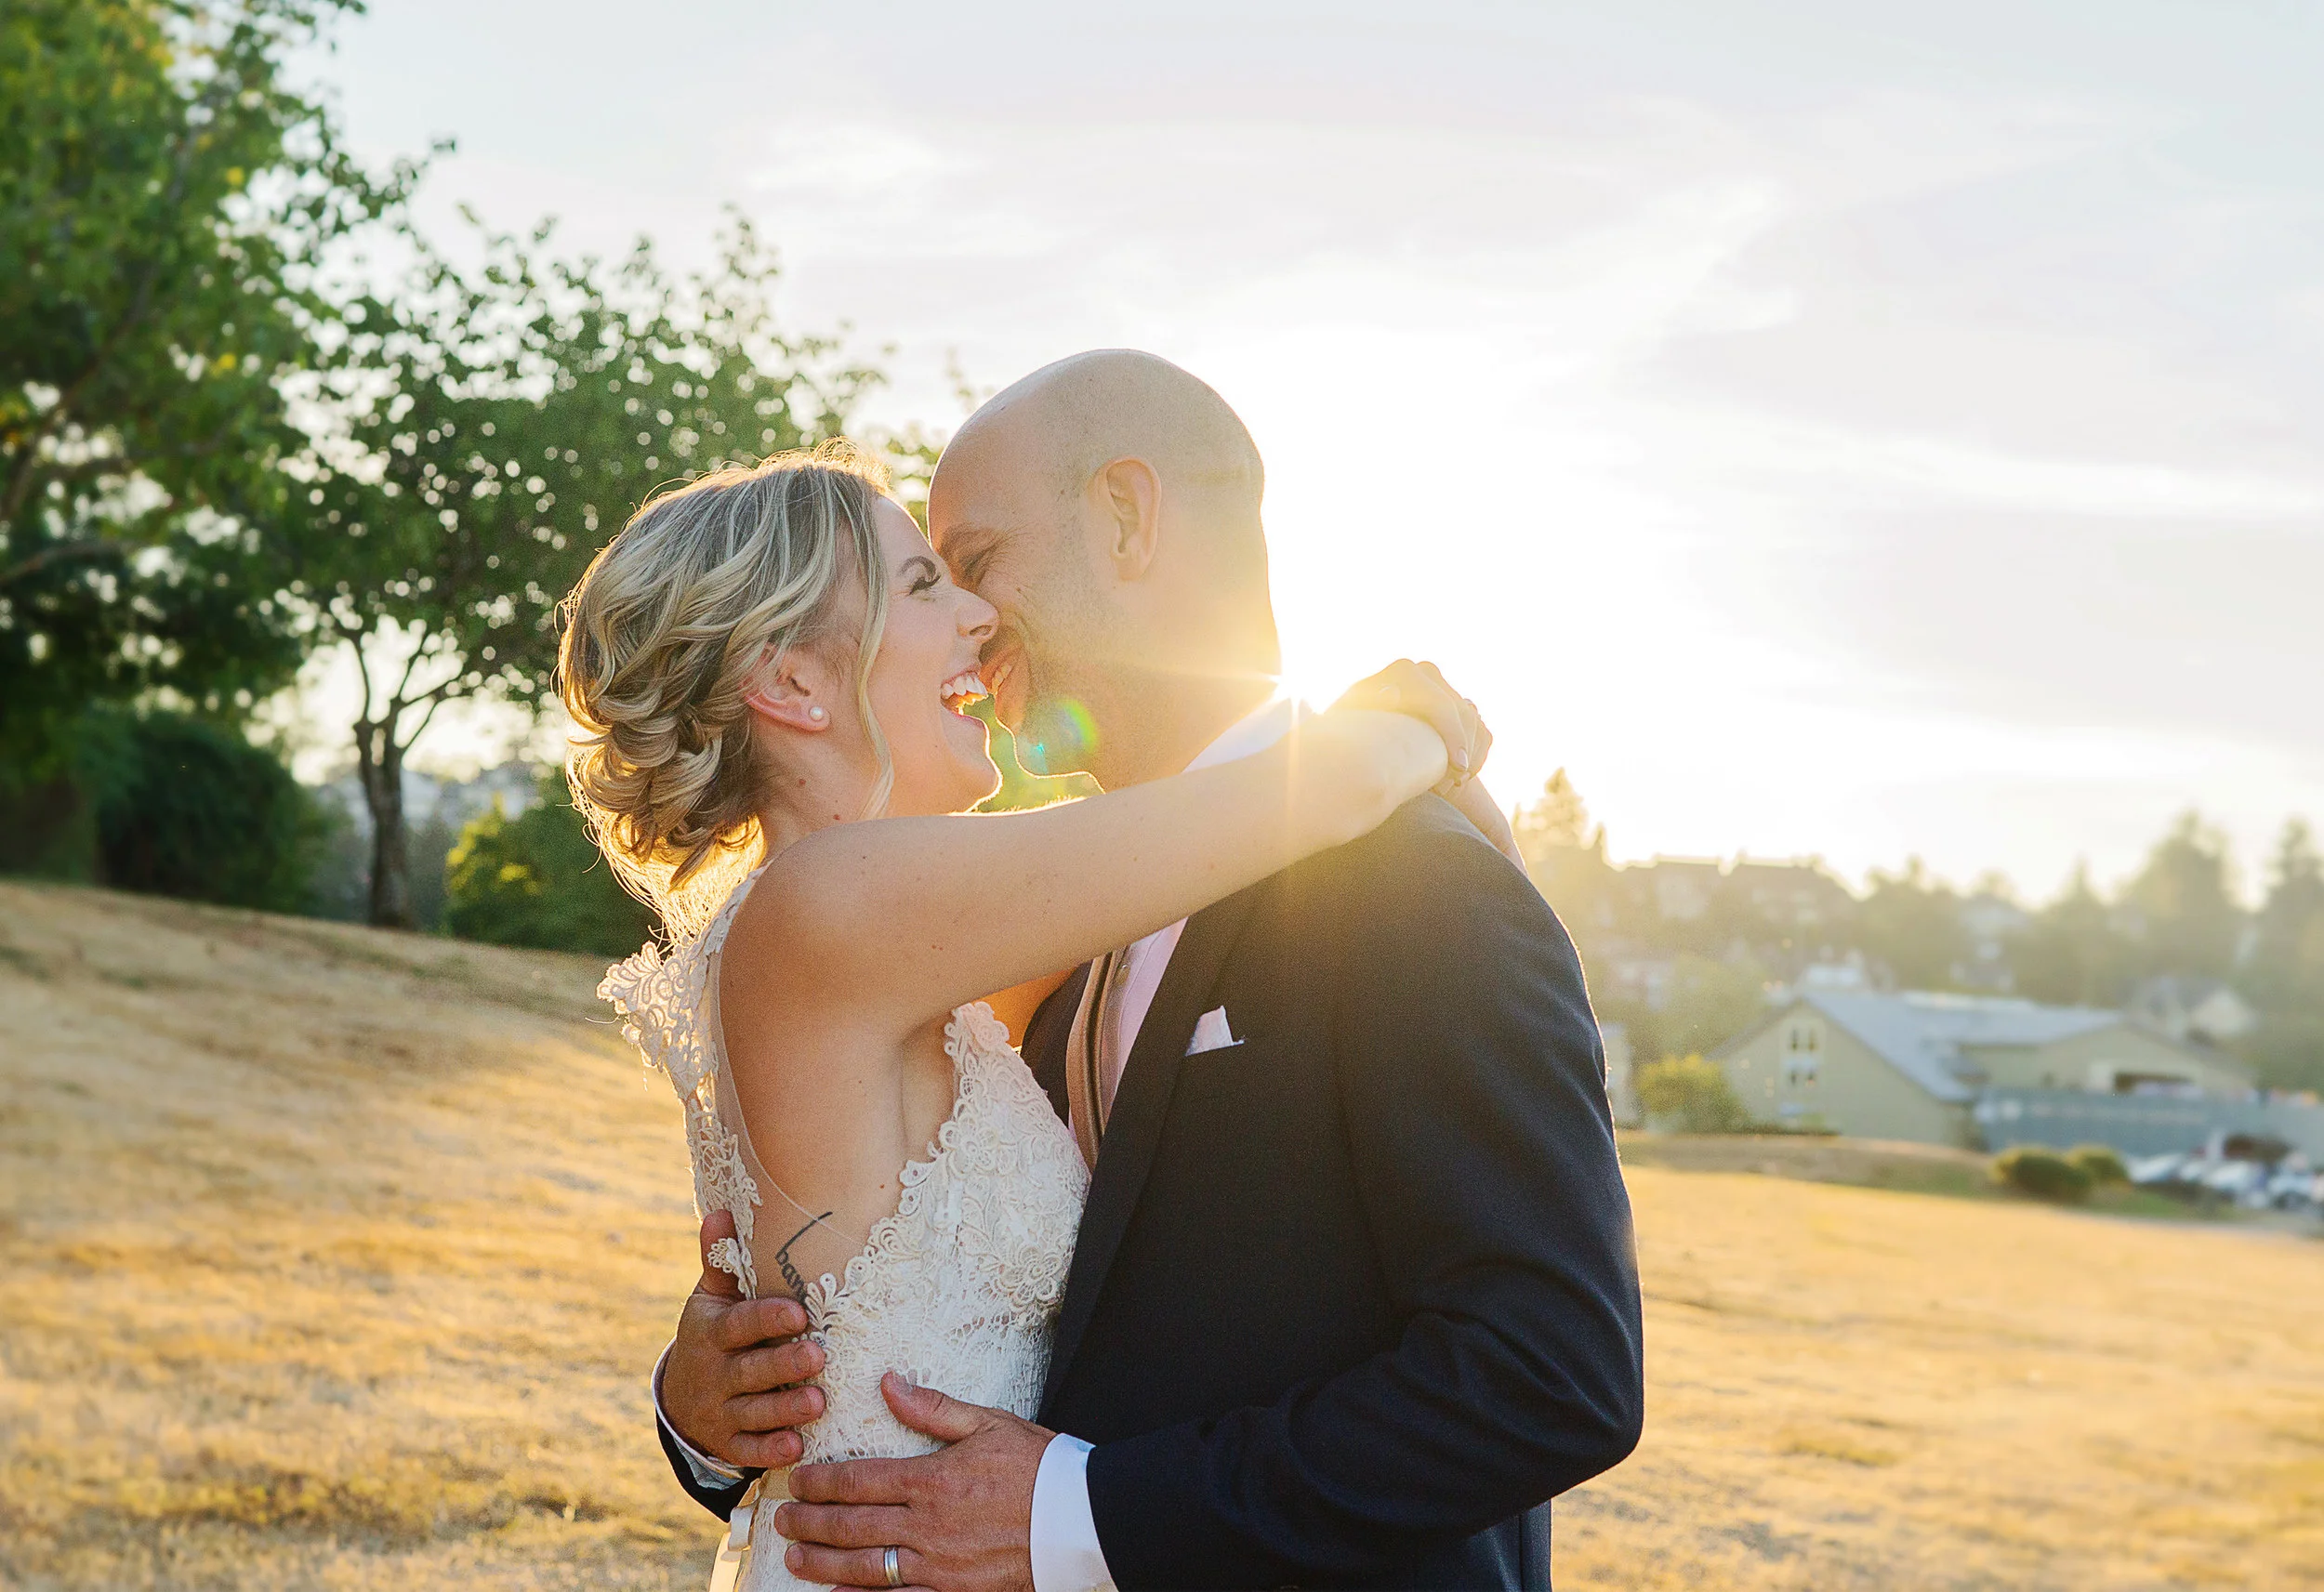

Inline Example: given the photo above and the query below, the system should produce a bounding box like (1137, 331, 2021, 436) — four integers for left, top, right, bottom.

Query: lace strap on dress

(597, 865, 771, 1296)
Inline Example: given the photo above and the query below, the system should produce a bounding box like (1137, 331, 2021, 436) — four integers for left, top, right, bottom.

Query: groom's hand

(662, 1210, 827, 1470)
(775, 1373, 1050, 1592)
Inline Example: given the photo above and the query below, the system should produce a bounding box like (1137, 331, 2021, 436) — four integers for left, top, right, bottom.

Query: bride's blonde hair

(559, 440, 896, 939)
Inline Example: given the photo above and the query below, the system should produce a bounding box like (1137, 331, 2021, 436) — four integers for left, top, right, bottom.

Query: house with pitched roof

(1712, 990, 2255, 1147)
(2127, 975, 2261, 1046)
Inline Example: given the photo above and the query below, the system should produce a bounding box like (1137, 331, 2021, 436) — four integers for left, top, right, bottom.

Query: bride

(564, 441, 1498, 1590)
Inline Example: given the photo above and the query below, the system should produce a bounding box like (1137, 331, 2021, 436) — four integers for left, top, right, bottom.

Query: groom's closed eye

(939, 528, 1004, 593)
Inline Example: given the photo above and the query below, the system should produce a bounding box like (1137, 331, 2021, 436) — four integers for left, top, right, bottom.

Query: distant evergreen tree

(2240, 820, 2324, 1093)
(1512, 770, 1622, 941)
(1860, 858, 1969, 991)
(1514, 769, 1592, 856)
(2248, 820, 2324, 1010)
(2119, 811, 2243, 980)
(2008, 862, 2140, 1007)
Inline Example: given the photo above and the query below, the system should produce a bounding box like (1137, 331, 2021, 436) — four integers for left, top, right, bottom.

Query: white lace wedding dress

(601, 867, 1089, 1591)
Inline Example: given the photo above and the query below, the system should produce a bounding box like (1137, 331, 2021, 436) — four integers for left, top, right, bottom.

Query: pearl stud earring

(808, 706, 827, 722)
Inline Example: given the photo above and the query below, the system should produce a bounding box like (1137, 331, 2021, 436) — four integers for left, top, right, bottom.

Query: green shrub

(51, 710, 324, 912)
(2066, 1144, 2130, 1186)
(1636, 1054, 1754, 1134)
(445, 775, 657, 957)
(1993, 1145, 2094, 1204)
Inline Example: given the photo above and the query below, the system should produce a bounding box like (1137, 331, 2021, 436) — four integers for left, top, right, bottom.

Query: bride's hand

(1333, 661, 1525, 869)
(1332, 659, 1492, 790)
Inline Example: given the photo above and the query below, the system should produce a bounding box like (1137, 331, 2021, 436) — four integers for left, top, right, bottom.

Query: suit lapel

(1042, 883, 1265, 1405)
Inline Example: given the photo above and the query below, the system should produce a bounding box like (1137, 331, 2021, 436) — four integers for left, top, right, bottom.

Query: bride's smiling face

(851, 498, 1005, 817)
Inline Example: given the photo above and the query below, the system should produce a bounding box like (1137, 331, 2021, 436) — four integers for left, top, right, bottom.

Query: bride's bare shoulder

(718, 822, 900, 1006)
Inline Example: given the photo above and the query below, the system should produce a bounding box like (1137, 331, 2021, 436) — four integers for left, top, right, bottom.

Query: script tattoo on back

(773, 1211, 833, 1307)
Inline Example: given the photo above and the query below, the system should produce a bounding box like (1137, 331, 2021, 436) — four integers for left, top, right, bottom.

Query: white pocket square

(1187, 1006, 1241, 1055)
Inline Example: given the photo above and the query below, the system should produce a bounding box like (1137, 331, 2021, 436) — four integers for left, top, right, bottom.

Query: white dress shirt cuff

(653, 1341, 749, 1491)
(1029, 1432, 1116, 1592)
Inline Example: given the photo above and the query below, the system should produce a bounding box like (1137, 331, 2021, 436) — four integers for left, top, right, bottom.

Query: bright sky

(297, 0, 2324, 901)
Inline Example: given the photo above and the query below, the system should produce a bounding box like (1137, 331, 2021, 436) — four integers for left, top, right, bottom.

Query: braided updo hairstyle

(559, 440, 896, 939)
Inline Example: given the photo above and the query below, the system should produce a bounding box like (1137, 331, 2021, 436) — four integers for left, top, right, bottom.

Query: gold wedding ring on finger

(882, 1545, 904, 1588)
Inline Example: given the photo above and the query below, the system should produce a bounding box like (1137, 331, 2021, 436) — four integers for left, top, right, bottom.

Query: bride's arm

(746, 706, 1452, 1027)
(1327, 658, 1523, 870)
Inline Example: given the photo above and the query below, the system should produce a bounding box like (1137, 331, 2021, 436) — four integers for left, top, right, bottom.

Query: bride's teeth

(940, 669, 990, 711)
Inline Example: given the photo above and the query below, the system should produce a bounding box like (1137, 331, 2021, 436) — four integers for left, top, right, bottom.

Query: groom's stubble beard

(1008, 585, 1279, 793)
(997, 566, 1134, 786)
(984, 546, 1147, 789)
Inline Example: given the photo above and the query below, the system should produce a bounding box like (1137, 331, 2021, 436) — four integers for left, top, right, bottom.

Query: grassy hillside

(3, 883, 2320, 1589)
(1563, 1159, 2324, 1588)
(0, 882, 707, 1588)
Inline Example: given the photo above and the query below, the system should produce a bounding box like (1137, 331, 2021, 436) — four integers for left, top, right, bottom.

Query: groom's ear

(1095, 456, 1163, 583)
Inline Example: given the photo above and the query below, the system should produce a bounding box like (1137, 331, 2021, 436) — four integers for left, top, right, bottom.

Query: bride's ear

(743, 664, 833, 732)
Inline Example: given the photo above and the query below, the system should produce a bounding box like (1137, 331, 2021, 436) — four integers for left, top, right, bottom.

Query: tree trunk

(357, 717, 416, 929)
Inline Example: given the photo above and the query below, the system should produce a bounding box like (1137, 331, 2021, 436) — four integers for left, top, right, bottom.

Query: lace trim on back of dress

(599, 864, 774, 1296)
(597, 862, 1005, 1317)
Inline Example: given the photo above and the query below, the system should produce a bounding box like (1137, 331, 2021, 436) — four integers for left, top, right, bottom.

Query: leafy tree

(306, 214, 879, 926)
(2119, 810, 2243, 980)
(444, 773, 655, 956)
(1859, 857, 1970, 990)
(0, 0, 404, 761)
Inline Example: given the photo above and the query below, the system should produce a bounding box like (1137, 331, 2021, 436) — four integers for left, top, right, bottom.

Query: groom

(653, 350, 1644, 1590)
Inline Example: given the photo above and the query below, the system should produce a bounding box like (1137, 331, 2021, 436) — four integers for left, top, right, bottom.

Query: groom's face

(927, 450, 1116, 779)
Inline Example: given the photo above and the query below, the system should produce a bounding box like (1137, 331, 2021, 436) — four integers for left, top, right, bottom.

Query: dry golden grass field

(4, 882, 2322, 1591)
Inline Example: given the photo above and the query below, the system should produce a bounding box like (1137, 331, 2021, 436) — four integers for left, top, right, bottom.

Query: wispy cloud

(313, 0, 2324, 893)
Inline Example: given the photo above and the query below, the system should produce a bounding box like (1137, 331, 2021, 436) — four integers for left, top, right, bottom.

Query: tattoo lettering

(773, 1211, 833, 1307)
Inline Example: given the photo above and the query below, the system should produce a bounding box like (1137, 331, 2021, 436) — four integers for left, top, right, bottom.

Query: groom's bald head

(929, 350, 1281, 787)
(976, 349, 1263, 507)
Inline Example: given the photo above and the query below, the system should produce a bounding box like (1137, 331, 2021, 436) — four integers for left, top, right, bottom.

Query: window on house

(1782, 1021, 1822, 1085)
